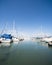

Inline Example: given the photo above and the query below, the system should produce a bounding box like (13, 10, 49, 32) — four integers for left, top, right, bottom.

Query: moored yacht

(12, 36, 19, 42)
(41, 37, 52, 43)
(48, 41, 52, 46)
(0, 34, 13, 43)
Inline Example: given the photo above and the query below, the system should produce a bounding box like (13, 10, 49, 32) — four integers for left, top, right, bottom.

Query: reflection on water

(0, 46, 11, 65)
(0, 41, 52, 65)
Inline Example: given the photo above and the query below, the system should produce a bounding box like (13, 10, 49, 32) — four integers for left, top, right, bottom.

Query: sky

(0, 0, 52, 36)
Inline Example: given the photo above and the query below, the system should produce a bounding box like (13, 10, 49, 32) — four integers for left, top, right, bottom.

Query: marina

(0, 0, 52, 65)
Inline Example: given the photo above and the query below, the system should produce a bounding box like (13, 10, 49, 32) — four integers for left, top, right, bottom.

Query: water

(0, 41, 52, 65)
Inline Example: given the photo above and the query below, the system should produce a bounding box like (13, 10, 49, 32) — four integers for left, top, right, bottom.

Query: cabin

(1, 34, 12, 39)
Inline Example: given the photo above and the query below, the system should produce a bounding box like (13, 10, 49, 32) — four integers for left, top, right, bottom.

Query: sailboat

(1, 34, 13, 43)
(0, 23, 13, 43)
(32, 25, 45, 42)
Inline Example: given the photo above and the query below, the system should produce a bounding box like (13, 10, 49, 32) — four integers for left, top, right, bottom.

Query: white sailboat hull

(12, 37, 19, 42)
(1, 39, 12, 43)
(41, 37, 52, 42)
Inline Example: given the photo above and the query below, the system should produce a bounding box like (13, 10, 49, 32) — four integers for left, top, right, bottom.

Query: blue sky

(0, 0, 52, 36)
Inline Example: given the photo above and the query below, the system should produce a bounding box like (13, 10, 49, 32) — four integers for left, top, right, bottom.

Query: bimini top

(1, 34, 12, 39)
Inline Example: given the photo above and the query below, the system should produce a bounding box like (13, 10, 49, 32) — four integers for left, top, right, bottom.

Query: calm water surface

(0, 41, 52, 65)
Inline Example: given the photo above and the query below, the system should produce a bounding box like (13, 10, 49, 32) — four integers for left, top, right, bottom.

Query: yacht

(41, 37, 52, 43)
(0, 34, 13, 43)
(12, 36, 19, 42)
(48, 41, 52, 46)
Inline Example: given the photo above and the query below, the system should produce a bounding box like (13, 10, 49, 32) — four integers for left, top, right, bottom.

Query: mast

(12, 20, 17, 37)
(0, 23, 7, 34)
(13, 20, 15, 31)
